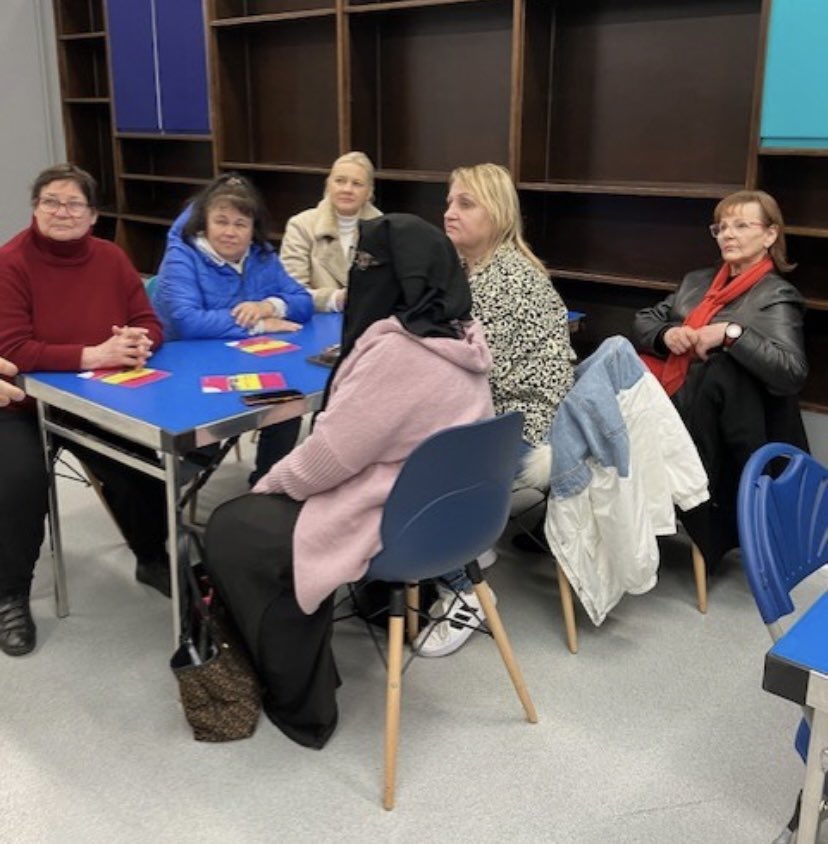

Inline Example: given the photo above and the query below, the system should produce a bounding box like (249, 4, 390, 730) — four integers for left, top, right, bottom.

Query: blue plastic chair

(364, 411, 538, 809)
(737, 442, 828, 843)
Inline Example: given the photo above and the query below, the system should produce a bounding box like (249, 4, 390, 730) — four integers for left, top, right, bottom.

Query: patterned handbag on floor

(170, 536, 262, 742)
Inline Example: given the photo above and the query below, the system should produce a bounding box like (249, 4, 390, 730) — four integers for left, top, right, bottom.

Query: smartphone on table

(241, 389, 305, 406)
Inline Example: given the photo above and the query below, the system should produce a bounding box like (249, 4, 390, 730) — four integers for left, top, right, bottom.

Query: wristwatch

(723, 322, 743, 349)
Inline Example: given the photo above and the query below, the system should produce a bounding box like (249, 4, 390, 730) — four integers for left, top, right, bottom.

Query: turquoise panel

(761, 0, 828, 148)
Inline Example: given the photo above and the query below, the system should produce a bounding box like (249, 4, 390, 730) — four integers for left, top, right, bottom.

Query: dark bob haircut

(182, 173, 272, 250)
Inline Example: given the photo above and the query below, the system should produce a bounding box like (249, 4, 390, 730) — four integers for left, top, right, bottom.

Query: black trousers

(675, 354, 806, 569)
(0, 411, 167, 598)
(204, 493, 338, 749)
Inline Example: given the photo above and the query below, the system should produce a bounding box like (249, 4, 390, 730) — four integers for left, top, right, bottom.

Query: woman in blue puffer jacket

(155, 173, 313, 483)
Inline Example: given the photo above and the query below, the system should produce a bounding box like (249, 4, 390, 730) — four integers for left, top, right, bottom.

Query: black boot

(136, 555, 172, 598)
(0, 594, 36, 656)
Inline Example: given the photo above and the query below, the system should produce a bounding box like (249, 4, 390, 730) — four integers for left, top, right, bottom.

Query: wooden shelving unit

(51, 0, 828, 409)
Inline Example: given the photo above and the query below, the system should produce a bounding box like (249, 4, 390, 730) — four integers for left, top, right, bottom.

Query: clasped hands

(81, 325, 155, 370)
(231, 300, 300, 334)
(663, 322, 729, 361)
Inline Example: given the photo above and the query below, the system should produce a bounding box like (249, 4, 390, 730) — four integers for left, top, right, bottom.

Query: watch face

(726, 323, 743, 340)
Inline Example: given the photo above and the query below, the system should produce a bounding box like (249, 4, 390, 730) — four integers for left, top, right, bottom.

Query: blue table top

(22, 313, 343, 447)
(764, 590, 828, 705)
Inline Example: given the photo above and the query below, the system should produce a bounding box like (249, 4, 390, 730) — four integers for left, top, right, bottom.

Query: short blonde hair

(325, 151, 375, 201)
(714, 189, 794, 274)
(448, 163, 547, 275)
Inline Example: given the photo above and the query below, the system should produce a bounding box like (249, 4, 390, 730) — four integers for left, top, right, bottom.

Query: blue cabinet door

(761, 0, 828, 148)
(155, 0, 210, 134)
(106, 0, 159, 132)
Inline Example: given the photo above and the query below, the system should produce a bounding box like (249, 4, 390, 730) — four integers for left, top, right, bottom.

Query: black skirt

(204, 493, 339, 749)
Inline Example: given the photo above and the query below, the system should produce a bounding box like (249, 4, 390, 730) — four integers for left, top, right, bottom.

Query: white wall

(0, 0, 64, 242)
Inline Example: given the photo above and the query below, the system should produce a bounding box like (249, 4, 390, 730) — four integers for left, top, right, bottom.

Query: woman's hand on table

(258, 317, 301, 333)
(233, 300, 276, 328)
(80, 325, 154, 370)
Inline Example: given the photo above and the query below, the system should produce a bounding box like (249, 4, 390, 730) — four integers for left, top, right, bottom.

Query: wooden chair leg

(471, 580, 538, 724)
(691, 542, 708, 614)
(383, 613, 405, 810)
(556, 564, 578, 654)
(405, 583, 419, 643)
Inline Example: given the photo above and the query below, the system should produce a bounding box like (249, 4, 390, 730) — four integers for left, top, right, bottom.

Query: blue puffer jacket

(154, 206, 313, 340)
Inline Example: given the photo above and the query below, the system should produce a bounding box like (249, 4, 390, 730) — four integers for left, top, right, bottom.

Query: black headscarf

(320, 213, 472, 408)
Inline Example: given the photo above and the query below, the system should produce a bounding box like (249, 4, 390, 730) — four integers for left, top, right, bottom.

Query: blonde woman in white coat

(279, 152, 382, 312)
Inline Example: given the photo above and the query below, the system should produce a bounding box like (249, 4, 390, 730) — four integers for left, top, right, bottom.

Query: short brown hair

(182, 173, 272, 249)
(714, 189, 795, 274)
(30, 163, 98, 208)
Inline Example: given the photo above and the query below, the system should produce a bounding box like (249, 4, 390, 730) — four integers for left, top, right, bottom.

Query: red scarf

(642, 257, 773, 396)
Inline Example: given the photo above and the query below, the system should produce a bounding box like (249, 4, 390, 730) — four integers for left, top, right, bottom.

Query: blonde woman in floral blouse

(414, 162, 575, 658)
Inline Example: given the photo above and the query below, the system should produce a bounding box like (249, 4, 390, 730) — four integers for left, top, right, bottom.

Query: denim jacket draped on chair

(532, 336, 710, 625)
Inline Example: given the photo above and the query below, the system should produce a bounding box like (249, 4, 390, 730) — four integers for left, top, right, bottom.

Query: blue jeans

(442, 439, 532, 593)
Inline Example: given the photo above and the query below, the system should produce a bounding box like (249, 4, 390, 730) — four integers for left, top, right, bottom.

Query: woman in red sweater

(0, 163, 168, 658)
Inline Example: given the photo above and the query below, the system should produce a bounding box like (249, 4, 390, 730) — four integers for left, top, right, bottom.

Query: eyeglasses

(709, 220, 767, 239)
(37, 197, 90, 217)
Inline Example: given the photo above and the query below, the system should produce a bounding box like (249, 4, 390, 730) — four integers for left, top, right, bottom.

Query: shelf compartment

(213, 0, 334, 19)
(759, 147, 828, 158)
(63, 104, 115, 208)
(220, 161, 329, 176)
(521, 191, 717, 287)
(91, 214, 116, 242)
(54, 0, 105, 35)
(800, 311, 828, 412)
(758, 155, 828, 231)
(553, 278, 666, 358)
(347, 0, 498, 11)
(221, 169, 328, 233)
(373, 179, 447, 226)
(548, 267, 677, 293)
(518, 180, 744, 200)
(120, 181, 199, 223)
(58, 33, 108, 98)
(116, 218, 169, 277)
(120, 138, 214, 181)
(349, 0, 512, 173)
(214, 18, 338, 167)
(520, 0, 762, 186)
(785, 235, 828, 311)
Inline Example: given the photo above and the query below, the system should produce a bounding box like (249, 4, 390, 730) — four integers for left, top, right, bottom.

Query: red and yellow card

(227, 336, 299, 357)
(79, 368, 171, 388)
(200, 372, 287, 393)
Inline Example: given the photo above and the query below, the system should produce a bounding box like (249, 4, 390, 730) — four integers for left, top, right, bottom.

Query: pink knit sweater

(253, 316, 494, 612)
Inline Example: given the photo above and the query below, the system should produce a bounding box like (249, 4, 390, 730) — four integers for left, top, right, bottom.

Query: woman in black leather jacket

(633, 190, 808, 571)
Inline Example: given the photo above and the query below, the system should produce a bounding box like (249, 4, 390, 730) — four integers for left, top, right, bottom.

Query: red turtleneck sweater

(0, 221, 163, 411)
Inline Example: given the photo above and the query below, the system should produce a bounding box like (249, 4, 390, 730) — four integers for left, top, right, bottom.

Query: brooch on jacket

(353, 250, 380, 270)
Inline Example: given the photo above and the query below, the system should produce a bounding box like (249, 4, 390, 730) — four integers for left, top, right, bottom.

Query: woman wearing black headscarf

(204, 214, 493, 748)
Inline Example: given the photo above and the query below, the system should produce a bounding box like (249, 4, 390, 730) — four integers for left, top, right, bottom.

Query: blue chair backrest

(144, 274, 159, 303)
(367, 412, 524, 583)
(737, 442, 828, 627)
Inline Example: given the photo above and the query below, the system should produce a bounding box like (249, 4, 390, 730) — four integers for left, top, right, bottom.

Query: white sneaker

(478, 548, 498, 569)
(413, 586, 496, 658)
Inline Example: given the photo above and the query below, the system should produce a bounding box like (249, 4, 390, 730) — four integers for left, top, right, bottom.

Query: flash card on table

(79, 367, 171, 388)
(201, 372, 287, 393)
(227, 336, 299, 357)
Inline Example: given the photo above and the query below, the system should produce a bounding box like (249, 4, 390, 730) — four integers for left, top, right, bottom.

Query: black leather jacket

(633, 266, 808, 396)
